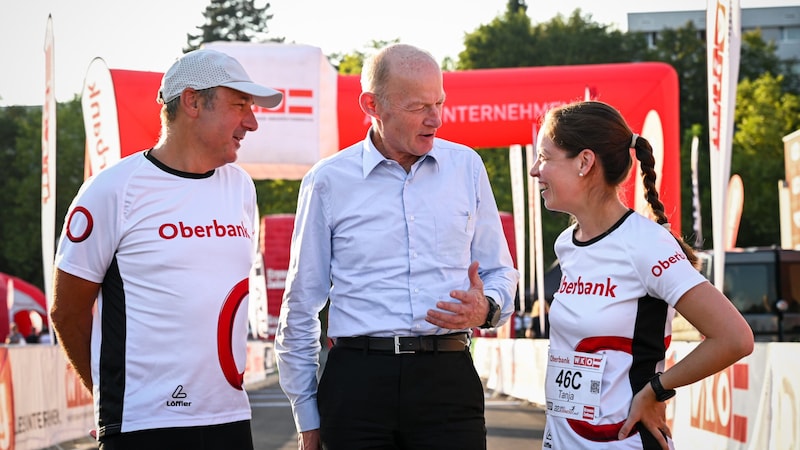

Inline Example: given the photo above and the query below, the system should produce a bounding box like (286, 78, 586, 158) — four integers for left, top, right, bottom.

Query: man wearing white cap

(51, 49, 282, 449)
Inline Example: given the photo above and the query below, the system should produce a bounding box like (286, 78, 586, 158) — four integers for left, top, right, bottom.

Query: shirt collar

(361, 128, 441, 178)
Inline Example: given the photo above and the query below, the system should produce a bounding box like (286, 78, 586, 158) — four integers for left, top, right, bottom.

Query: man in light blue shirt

(275, 43, 519, 450)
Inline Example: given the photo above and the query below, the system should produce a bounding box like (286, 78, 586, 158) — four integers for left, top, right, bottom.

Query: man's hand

(298, 429, 322, 450)
(426, 261, 489, 329)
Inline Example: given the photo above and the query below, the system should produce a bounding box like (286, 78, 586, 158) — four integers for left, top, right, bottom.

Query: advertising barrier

(0, 342, 273, 450)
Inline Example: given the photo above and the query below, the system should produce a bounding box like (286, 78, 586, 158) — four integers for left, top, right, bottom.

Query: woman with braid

(530, 101, 753, 450)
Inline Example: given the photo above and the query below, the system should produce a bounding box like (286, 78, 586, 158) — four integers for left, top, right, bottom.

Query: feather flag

(707, 0, 741, 289)
(42, 14, 56, 340)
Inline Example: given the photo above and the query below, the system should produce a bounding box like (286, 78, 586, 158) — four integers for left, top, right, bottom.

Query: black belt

(334, 333, 470, 354)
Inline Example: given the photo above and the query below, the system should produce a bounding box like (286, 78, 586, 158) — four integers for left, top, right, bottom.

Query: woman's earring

(579, 172, 584, 177)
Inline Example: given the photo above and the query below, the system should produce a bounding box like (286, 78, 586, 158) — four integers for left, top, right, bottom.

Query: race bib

(545, 348, 606, 423)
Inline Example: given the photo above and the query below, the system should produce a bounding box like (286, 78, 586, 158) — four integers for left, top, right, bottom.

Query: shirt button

(414, 288, 419, 293)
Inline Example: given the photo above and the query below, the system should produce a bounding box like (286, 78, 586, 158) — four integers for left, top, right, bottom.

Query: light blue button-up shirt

(275, 131, 519, 432)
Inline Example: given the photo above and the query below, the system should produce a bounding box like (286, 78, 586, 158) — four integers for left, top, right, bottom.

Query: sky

(1, 0, 795, 106)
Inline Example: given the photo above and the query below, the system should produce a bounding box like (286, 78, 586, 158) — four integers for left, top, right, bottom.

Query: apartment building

(628, 6, 799, 72)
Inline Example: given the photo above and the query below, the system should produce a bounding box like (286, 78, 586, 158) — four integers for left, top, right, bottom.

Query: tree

(740, 29, 800, 93)
(185, 0, 283, 52)
(0, 97, 85, 290)
(643, 25, 800, 249)
(456, 6, 647, 266)
(328, 39, 399, 74)
(641, 23, 711, 245)
(457, 1, 534, 69)
(458, 8, 647, 70)
(0, 105, 41, 283)
(732, 73, 800, 246)
(643, 23, 707, 133)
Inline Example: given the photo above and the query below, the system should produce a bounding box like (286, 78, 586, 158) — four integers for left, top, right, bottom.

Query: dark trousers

(98, 420, 253, 450)
(318, 345, 486, 450)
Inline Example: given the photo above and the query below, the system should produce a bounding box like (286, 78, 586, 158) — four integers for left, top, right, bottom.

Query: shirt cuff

(293, 398, 321, 432)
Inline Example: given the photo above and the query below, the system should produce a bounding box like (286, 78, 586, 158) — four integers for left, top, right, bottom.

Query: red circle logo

(66, 206, 93, 243)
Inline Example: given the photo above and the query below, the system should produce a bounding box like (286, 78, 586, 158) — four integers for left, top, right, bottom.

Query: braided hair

(541, 100, 698, 268)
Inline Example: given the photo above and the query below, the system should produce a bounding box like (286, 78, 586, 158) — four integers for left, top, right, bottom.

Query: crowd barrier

(0, 341, 275, 450)
(472, 338, 800, 450)
(4, 338, 796, 449)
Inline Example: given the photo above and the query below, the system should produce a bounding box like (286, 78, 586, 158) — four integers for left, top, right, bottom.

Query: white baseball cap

(157, 49, 283, 108)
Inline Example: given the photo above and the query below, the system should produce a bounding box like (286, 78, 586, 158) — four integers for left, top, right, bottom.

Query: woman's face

(529, 134, 582, 214)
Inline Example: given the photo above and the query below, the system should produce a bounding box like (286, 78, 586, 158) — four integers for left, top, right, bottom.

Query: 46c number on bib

(554, 369, 583, 390)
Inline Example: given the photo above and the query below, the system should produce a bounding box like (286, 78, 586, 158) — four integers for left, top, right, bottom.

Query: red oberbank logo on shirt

(650, 251, 688, 277)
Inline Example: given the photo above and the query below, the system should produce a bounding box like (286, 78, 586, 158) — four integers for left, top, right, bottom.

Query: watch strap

(480, 296, 500, 329)
(649, 372, 676, 402)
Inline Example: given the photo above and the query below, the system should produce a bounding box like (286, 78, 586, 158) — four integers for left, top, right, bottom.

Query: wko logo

(573, 355, 601, 369)
(254, 89, 314, 115)
(690, 362, 749, 443)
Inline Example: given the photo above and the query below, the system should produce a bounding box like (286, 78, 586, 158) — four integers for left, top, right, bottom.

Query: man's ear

(359, 92, 380, 120)
(180, 88, 201, 117)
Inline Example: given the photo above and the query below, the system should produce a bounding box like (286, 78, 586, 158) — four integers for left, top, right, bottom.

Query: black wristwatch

(480, 296, 501, 329)
(649, 372, 676, 402)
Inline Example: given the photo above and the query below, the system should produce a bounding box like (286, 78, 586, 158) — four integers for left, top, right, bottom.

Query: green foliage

(644, 23, 707, 132)
(0, 105, 41, 283)
(456, 8, 648, 269)
(328, 39, 399, 74)
(643, 23, 711, 246)
(740, 29, 800, 93)
(732, 73, 800, 246)
(185, 0, 283, 52)
(0, 97, 86, 289)
(643, 25, 800, 249)
(254, 178, 301, 215)
(458, 5, 535, 69)
(458, 9, 647, 70)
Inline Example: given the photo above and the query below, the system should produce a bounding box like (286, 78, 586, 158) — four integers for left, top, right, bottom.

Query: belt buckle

(393, 336, 415, 354)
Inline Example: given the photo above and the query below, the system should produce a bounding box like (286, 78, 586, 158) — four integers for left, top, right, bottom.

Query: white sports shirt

(55, 151, 257, 437)
(542, 210, 705, 450)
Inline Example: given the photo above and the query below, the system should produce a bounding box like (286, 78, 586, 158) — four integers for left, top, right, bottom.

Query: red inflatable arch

(338, 63, 681, 229)
(83, 60, 680, 229)
(81, 52, 681, 342)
